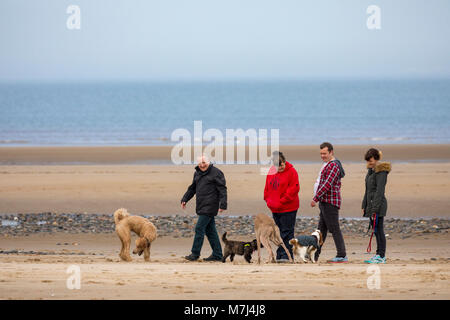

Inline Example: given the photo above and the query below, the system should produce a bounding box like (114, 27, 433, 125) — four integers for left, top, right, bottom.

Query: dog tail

(114, 208, 130, 225)
(222, 232, 228, 244)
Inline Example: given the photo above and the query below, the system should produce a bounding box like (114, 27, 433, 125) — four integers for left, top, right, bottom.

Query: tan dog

(114, 208, 157, 262)
(254, 213, 293, 264)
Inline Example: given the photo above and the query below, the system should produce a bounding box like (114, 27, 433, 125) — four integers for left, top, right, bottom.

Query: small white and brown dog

(289, 230, 323, 263)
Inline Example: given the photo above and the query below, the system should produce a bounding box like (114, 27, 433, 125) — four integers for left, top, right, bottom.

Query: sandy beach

(0, 233, 449, 300)
(0, 144, 449, 300)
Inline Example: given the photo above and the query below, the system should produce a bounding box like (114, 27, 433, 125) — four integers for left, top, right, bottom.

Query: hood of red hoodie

(268, 161, 294, 175)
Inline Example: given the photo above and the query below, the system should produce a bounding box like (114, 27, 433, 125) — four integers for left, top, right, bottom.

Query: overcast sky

(1, 0, 450, 81)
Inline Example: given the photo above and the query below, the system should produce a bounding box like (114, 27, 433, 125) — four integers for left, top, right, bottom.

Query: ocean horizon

(1, 79, 449, 147)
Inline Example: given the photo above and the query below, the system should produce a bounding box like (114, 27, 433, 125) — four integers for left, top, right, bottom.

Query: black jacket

(362, 162, 391, 217)
(181, 164, 227, 216)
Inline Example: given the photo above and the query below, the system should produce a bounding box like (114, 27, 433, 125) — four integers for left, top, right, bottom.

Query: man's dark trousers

(315, 202, 346, 260)
(191, 215, 222, 258)
(272, 210, 297, 260)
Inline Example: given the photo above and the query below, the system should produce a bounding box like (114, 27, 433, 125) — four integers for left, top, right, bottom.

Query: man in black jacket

(181, 154, 227, 261)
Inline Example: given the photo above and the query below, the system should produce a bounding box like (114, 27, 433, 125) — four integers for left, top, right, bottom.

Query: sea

(1, 79, 449, 146)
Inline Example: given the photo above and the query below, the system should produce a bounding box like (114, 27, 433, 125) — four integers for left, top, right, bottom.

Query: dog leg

(119, 237, 124, 258)
(119, 237, 131, 261)
(279, 241, 293, 263)
(273, 226, 293, 263)
(117, 227, 126, 260)
(144, 244, 150, 262)
(300, 247, 308, 263)
(256, 234, 262, 264)
(260, 237, 275, 263)
(123, 237, 132, 262)
(118, 227, 132, 262)
(310, 248, 316, 263)
(230, 253, 235, 262)
(222, 252, 229, 263)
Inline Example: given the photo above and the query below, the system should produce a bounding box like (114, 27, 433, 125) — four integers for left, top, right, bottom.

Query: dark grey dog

(221, 232, 262, 263)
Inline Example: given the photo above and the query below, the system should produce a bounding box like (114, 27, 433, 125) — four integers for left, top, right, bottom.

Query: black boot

(184, 254, 199, 261)
(203, 255, 222, 261)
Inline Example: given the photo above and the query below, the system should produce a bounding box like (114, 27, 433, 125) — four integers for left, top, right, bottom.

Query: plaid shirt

(313, 161, 342, 208)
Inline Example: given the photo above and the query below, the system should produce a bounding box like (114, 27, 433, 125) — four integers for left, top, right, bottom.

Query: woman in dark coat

(362, 148, 391, 264)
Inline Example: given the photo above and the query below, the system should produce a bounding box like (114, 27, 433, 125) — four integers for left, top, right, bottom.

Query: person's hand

(361, 209, 365, 215)
(218, 208, 225, 213)
(181, 202, 186, 209)
(267, 199, 281, 211)
(310, 200, 316, 207)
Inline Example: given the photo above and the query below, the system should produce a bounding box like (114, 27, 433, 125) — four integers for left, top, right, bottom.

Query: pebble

(0, 213, 448, 238)
(0, 250, 94, 256)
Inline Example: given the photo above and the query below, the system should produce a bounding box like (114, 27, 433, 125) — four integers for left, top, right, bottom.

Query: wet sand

(0, 162, 449, 217)
(1, 144, 450, 165)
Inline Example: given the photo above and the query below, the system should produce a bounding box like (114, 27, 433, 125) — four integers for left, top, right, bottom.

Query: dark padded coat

(181, 164, 227, 217)
(296, 235, 320, 249)
(362, 162, 391, 217)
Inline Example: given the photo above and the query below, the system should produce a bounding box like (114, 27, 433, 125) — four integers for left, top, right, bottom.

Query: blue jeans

(191, 215, 223, 258)
(272, 210, 297, 260)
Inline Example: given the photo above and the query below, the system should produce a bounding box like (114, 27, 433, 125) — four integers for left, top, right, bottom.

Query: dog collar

(244, 243, 251, 247)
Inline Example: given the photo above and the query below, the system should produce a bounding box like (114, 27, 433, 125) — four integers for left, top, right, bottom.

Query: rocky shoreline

(1, 213, 448, 239)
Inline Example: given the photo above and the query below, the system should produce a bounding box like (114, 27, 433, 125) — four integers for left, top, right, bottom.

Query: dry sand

(0, 162, 449, 217)
(0, 233, 448, 300)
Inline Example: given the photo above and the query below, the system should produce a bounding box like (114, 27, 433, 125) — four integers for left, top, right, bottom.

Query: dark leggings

(375, 216, 386, 258)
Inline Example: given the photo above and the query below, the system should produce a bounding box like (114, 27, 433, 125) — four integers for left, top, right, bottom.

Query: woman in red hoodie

(264, 151, 300, 262)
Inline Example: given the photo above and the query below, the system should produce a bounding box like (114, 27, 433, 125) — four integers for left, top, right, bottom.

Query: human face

(277, 161, 286, 173)
(320, 147, 333, 163)
(366, 157, 378, 169)
(197, 156, 210, 171)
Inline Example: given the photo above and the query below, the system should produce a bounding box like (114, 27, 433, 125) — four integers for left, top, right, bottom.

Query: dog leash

(366, 213, 378, 253)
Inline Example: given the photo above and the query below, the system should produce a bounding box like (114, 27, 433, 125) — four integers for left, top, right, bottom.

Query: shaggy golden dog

(254, 213, 293, 264)
(114, 208, 157, 262)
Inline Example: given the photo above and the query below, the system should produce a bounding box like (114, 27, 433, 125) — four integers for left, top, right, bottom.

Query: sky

(1, 0, 450, 81)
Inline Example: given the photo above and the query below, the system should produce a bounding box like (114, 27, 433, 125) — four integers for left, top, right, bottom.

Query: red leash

(366, 213, 377, 253)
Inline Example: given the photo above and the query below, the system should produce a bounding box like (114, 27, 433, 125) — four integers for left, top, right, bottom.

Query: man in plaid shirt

(310, 142, 348, 263)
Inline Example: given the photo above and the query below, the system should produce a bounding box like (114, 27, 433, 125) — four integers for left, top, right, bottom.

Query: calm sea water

(0, 79, 449, 146)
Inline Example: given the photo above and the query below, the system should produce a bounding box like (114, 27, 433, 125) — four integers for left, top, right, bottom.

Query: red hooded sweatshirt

(264, 161, 300, 213)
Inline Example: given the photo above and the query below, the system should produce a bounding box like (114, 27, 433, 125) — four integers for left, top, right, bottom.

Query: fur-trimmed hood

(375, 162, 391, 173)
